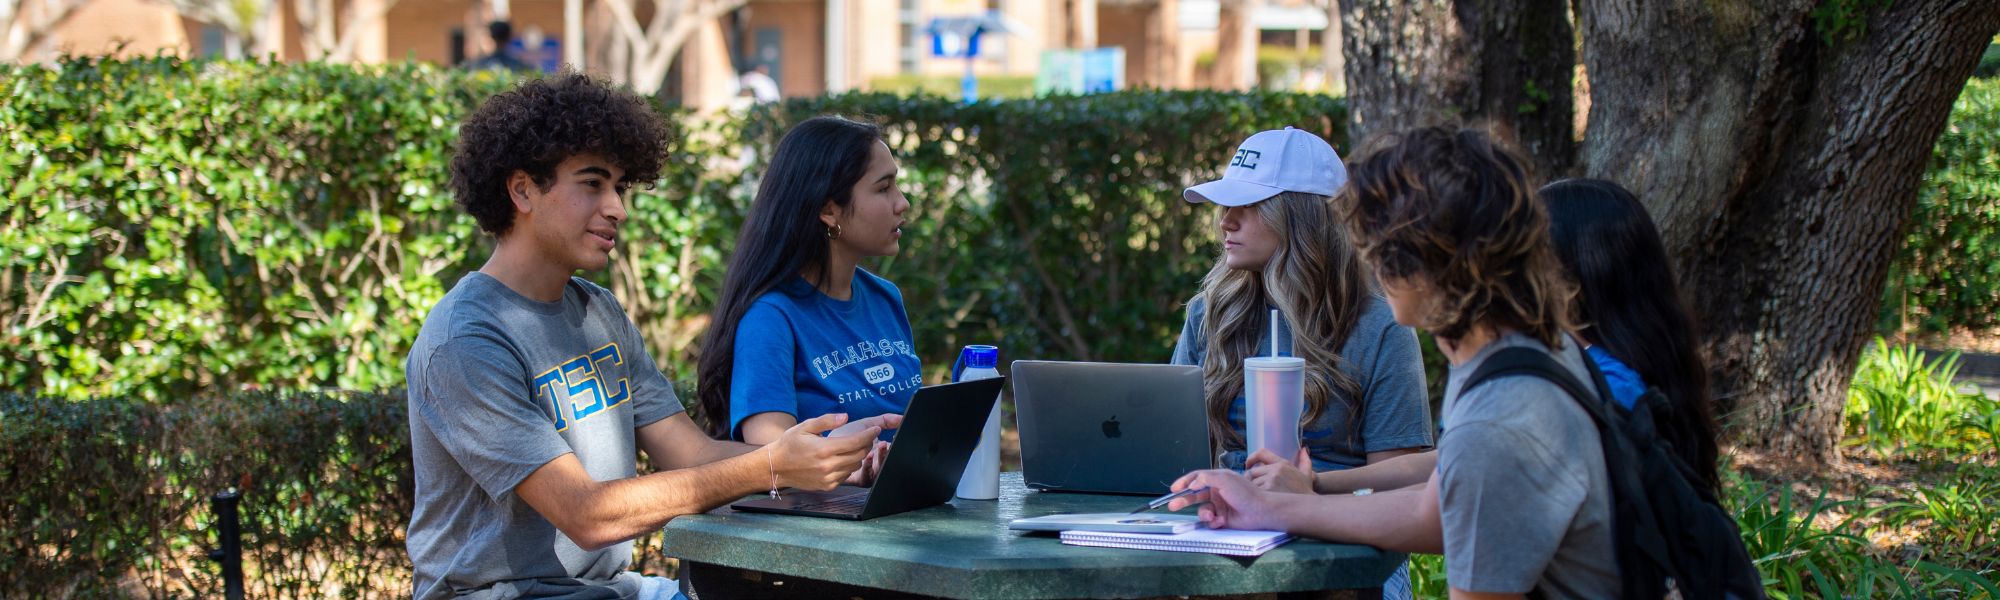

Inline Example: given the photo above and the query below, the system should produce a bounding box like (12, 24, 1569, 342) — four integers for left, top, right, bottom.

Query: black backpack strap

(1460, 344, 1679, 597)
(1462, 346, 1615, 428)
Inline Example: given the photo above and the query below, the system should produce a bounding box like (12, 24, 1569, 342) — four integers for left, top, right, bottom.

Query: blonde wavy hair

(1191, 191, 1373, 454)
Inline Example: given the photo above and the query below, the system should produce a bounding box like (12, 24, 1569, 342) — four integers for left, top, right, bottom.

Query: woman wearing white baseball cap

(1169, 127, 1432, 599)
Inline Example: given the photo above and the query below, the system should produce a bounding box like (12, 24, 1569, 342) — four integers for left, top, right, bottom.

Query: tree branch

(2, 0, 88, 60)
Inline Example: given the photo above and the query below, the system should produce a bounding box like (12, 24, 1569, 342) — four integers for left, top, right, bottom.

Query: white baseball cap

(1183, 127, 1347, 207)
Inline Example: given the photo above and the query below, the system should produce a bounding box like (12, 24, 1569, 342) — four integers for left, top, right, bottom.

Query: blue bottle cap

(961, 344, 999, 369)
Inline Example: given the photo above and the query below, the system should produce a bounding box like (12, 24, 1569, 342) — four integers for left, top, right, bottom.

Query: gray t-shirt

(1438, 332, 1618, 597)
(406, 273, 682, 600)
(1170, 295, 1433, 470)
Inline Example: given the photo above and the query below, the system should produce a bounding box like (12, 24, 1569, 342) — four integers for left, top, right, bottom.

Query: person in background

(737, 63, 782, 103)
(466, 20, 533, 73)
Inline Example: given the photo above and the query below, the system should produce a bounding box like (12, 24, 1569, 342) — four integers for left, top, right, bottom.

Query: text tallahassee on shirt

(813, 338, 924, 404)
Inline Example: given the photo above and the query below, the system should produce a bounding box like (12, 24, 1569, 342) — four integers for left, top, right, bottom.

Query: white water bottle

(953, 345, 1002, 500)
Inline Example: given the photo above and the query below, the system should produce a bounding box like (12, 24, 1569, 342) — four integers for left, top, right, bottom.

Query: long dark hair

(696, 116, 883, 438)
(1541, 178, 1721, 494)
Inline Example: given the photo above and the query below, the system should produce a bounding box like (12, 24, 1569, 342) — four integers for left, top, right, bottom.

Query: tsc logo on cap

(864, 364, 895, 385)
(1230, 149, 1262, 169)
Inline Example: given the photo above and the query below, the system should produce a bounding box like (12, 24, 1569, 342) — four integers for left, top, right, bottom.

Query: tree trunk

(1578, 0, 1999, 462)
(598, 0, 748, 95)
(1067, 0, 1097, 48)
(1321, 0, 1343, 95)
(1338, 0, 1575, 175)
(1213, 0, 1259, 90)
(1147, 0, 1183, 88)
(3, 0, 89, 61)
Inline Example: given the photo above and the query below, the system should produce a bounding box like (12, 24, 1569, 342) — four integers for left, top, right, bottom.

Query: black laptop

(730, 376, 1005, 520)
(1011, 360, 1212, 495)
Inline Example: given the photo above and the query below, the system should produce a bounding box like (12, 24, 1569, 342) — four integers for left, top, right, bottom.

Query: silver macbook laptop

(1011, 360, 1212, 495)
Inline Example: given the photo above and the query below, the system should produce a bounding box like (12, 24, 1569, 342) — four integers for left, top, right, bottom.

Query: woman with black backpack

(1539, 178, 1722, 496)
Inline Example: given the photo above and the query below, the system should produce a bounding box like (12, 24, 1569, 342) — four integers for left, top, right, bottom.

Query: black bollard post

(208, 491, 244, 600)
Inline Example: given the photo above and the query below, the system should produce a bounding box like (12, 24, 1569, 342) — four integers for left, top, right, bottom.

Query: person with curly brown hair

(404, 71, 891, 600)
(1167, 125, 1621, 599)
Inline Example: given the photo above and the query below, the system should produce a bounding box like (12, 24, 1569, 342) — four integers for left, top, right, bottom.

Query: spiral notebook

(1059, 527, 1293, 557)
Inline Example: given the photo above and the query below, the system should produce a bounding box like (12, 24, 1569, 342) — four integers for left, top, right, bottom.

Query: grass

(864, 74, 1039, 100)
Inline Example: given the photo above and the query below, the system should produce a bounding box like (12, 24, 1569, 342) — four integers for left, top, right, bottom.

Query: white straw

(1270, 309, 1280, 356)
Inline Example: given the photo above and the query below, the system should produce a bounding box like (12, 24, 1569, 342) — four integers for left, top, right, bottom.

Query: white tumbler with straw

(1244, 309, 1304, 464)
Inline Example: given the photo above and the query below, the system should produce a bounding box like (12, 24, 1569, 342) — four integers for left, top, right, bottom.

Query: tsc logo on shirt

(863, 364, 895, 385)
(531, 342, 631, 431)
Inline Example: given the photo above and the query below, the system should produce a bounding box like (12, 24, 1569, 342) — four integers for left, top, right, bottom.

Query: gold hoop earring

(826, 223, 843, 240)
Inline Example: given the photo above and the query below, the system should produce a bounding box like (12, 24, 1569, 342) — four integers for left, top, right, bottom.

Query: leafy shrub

(1876, 464, 2000, 567)
(1725, 470, 2000, 599)
(1881, 77, 2000, 334)
(0, 57, 512, 400)
(1844, 338, 2000, 456)
(1975, 44, 1999, 78)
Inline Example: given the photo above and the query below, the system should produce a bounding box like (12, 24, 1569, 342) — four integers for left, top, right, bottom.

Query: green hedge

(0, 57, 1347, 401)
(1881, 76, 2000, 333)
(0, 392, 411, 597)
(0, 391, 690, 599)
(1, 58, 511, 399)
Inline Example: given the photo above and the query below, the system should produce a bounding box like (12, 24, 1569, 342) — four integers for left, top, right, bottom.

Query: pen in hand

(1129, 486, 1208, 514)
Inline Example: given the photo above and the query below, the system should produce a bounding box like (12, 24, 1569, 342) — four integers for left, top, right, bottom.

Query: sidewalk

(1920, 347, 2000, 401)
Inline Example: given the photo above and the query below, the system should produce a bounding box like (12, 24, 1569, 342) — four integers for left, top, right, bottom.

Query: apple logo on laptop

(1101, 415, 1122, 439)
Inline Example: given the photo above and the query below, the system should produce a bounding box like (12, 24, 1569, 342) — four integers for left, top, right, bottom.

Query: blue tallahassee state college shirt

(727, 268, 922, 441)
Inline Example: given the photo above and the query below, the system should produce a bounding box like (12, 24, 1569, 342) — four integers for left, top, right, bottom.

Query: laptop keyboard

(793, 491, 870, 514)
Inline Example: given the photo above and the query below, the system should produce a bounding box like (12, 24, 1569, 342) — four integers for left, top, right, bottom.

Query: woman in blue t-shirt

(1540, 178, 1721, 494)
(696, 116, 920, 447)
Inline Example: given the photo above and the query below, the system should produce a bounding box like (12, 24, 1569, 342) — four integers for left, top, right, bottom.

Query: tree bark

(1338, 0, 1575, 175)
(1578, 0, 2000, 462)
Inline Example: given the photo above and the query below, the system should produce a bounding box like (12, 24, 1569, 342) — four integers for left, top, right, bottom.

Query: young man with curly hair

(405, 71, 894, 600)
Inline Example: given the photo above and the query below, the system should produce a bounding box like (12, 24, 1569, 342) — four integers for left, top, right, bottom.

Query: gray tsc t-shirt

(405, 273, 682, 600)
(1170, 295, 1433, 470)
(1438, 332, 1619, 597)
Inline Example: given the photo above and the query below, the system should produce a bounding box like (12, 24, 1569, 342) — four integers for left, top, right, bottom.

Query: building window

(198, 23, 228, 58)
